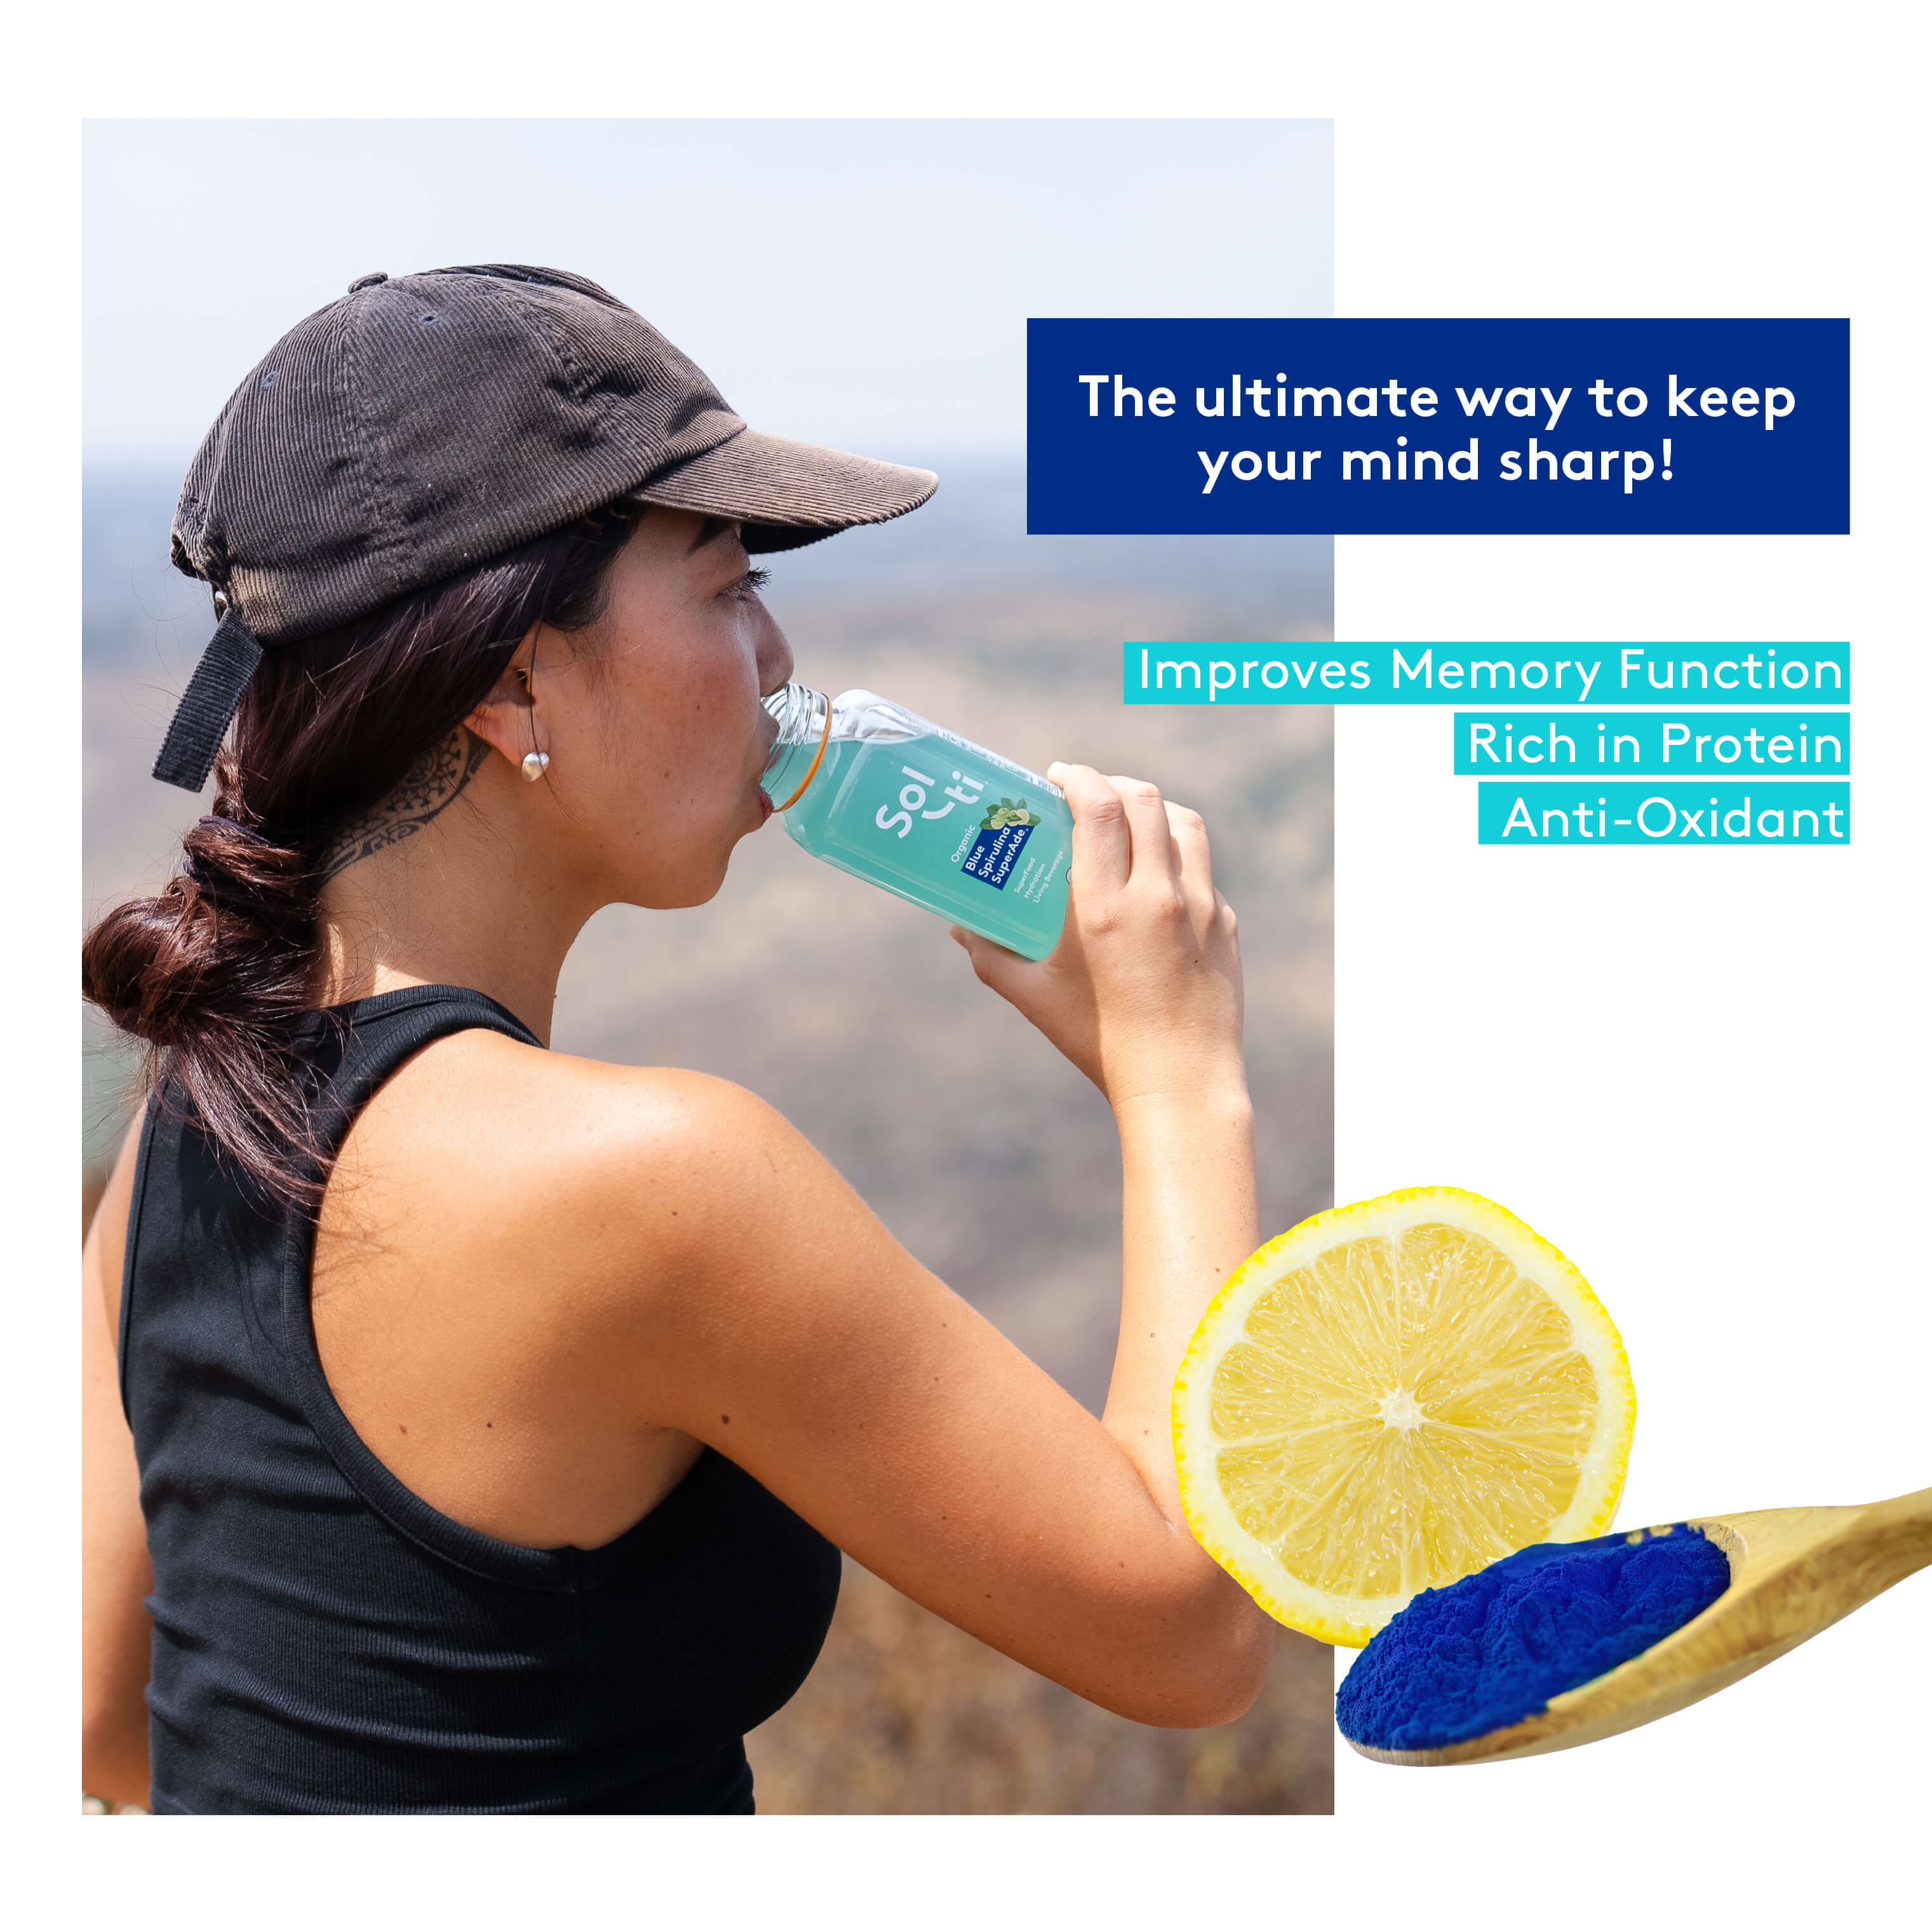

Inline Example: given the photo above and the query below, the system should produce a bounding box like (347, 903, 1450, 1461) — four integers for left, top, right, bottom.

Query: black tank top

(119, 984, 841, 1813)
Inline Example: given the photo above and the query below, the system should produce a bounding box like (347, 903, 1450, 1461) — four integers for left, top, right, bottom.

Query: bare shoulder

(325, 1026, 887, 1456)
(340, 1028, 831, 1285)
(308, 1033, 837, 1545)
(363, 1027, 798, 1177)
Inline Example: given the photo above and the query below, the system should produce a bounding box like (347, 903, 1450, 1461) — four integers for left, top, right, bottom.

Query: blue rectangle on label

(963, 820, 1033, 889)
(1031, 319, 1849, 535)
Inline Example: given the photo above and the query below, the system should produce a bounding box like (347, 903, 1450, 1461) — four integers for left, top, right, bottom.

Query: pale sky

(84, 119, 1331, 468)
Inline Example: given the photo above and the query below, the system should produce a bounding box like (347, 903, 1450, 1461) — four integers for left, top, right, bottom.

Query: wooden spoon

(1348, 1485, 1932, 1766)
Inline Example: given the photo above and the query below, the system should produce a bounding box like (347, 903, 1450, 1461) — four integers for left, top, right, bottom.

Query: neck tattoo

(319, 730, 492, 883)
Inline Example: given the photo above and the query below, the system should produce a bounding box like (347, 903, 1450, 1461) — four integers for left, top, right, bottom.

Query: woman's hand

(951, 764, 1247, 1109)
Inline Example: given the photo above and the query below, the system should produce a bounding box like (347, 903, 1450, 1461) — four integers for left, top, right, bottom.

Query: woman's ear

(463, 629, 543, 772)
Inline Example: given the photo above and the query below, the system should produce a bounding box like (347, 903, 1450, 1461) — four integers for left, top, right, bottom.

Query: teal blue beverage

(761, 687, 1072, 960)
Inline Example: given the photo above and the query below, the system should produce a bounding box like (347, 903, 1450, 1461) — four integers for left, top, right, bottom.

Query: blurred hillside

(82, 460, 1334, 1811)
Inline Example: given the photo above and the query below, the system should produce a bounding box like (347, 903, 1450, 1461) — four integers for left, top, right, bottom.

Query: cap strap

(152, 607, 264, 792)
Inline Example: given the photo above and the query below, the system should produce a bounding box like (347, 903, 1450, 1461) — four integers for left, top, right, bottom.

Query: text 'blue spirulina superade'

(761, 687, 1073, 960)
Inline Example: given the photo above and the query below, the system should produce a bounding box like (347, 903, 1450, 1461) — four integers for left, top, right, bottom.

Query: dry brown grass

(747, 1560, 1332, 1813)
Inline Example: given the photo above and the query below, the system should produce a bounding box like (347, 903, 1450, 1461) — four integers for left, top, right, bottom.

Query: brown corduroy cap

(154, 264, 937, 791)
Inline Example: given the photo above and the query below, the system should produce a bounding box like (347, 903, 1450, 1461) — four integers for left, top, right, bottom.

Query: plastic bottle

(761, 686, 1073, 960)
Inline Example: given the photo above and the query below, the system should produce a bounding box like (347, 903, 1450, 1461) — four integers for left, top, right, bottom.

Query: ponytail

(83, 785, 325, 1202)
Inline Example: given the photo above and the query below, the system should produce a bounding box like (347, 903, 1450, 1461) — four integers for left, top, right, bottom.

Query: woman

(81, 265, 1275, 1813)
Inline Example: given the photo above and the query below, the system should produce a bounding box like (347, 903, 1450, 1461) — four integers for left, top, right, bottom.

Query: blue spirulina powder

(1336, 1526, 1732, 1753)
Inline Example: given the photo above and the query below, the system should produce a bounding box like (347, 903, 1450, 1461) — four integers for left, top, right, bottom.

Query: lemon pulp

(1173, 1188, 1635, 1647)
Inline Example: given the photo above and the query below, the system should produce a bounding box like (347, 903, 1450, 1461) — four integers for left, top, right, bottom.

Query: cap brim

(625, 428, 937, 554)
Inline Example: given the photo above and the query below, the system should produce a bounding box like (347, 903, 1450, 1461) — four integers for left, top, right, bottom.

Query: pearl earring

(520, 751, 550, 782)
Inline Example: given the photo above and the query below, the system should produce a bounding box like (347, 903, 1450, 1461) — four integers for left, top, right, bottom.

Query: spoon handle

(1696, 1484, 1932, 1651)
(1848, 1484, 1932, 1589)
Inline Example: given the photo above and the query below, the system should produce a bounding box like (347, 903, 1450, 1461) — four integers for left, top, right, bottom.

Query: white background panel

(1332, 17, 1928, 1883)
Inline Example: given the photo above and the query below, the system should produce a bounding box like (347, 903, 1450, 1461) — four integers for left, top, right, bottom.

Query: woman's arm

(583, 767, 1275, 1724)
(82, 1119, 154, 1807)
(591, 1082, 1271, 1726)
(952, 771, 1259, 1524)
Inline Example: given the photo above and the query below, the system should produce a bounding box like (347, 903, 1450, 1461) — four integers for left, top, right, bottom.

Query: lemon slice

(1172, 1187, 1635, 1647)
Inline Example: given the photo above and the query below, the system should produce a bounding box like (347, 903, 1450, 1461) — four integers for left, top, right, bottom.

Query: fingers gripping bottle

(761, 687, 1073, 960)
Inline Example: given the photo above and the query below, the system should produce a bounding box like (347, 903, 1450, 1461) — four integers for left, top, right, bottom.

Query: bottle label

(789, 725, 1071, 955)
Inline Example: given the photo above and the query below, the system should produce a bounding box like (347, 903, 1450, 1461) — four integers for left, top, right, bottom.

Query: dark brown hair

(83, 504, 642, 1208)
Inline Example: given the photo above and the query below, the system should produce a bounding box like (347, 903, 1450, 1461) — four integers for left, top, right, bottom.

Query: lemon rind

(1172, 1186, 1637, 1648)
